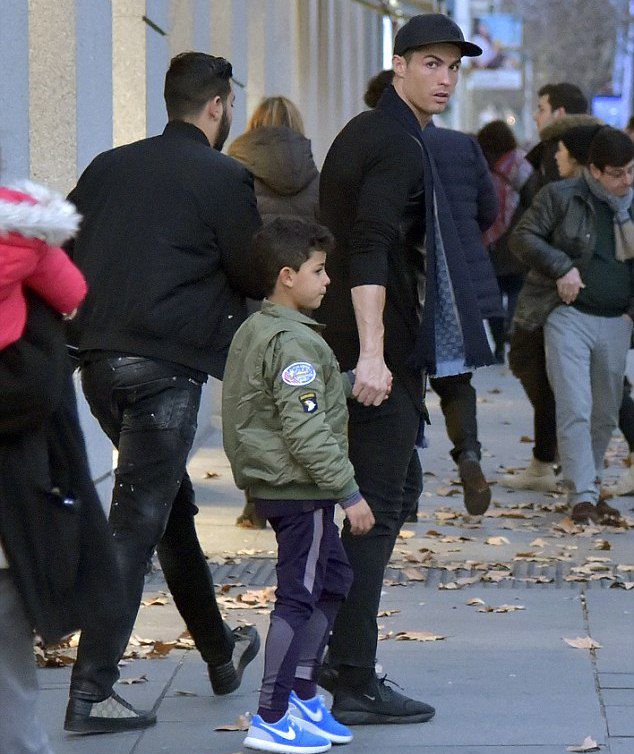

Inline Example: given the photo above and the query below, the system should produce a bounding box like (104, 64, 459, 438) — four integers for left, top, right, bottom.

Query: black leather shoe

(64, 692, 156, 734)
(317, 662, 339, 694)
(458, 452, 491, 516)
(208, 624, 260, 695)
(332, 675, 435, 725)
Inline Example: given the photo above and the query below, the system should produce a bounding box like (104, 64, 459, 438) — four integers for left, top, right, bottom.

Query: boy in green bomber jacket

(222, 217, 374, 754)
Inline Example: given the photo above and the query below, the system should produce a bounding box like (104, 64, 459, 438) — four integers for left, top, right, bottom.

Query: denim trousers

(71, 356, 233, 700)
(328, 378, 422, 680)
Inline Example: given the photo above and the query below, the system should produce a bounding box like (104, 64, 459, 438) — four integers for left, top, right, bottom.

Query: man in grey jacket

(510, 127, 634, 524)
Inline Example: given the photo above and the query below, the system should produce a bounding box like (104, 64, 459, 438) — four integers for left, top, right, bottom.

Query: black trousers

(328, 379, 422, 679)
(429, 372, 480, 462)
(71, 356, 232, 700)
(488, 274, 524, 352)
(508, 327, 558, 463)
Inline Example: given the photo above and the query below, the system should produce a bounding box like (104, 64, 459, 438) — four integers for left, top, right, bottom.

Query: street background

(38, 360, 634, 754)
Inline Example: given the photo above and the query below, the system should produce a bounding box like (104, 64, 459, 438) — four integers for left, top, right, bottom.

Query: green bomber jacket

(222, 300, 358, 501)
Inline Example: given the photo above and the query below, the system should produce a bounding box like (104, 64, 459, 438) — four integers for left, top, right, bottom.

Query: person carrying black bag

(0, 184, 121, 752)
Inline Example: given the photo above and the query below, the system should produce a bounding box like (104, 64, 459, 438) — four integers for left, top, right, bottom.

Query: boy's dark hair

(164, 52, 232, 120)
(252, 218, 334, 297)
(588, 126, 634, 170)
(477, 120, 517, 168)
(364, 69, 394, 108)
(538, 82, 587, 115)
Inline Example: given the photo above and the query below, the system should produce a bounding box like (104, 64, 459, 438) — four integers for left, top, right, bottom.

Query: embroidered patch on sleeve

(299, 391, 318, 413)
(281, 362, 316, 386)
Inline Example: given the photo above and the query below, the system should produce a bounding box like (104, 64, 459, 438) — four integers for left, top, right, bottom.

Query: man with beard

(63, 52, 262, 734)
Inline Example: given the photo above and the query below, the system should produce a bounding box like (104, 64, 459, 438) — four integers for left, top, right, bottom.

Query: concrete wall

(1, 0, 382, 509)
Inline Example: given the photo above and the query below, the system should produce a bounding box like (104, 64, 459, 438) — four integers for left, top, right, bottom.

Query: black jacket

(67, 121, 262, 379)
(317, 106, 425, 399)
(0, 297, 120, 642)
(423, 124, 500, 318)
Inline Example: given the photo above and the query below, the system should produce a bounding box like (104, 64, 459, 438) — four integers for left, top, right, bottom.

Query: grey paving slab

(606, 705, 634, 737)
(603, 688, 634, 705)
(610, 738, 634, 753)
(600, 673, 634, 689)
(585, 591, 634, 673)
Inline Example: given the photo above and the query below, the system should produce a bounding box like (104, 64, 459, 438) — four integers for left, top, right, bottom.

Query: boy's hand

(345, 498, 375, 536)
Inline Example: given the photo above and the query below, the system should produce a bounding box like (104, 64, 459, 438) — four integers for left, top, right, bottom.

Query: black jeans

(488, 274, 524, 352)
(328, 378, 422, 682)
(71, 356, 232, 701)
(429, 372, 480, 463)
(508, 327, 558, 463)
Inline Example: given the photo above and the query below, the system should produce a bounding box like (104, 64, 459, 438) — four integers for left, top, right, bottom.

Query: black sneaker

(208, 624, 260, 695)
(458, 452, 491, 516)
(64, 691, 156, 734)
(332, 674, 435, 725)
(317, 660, 339, 694)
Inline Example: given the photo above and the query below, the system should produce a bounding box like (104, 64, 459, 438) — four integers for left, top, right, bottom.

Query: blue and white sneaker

(243, 711, 332, 753)
(289, 691, 353, 745)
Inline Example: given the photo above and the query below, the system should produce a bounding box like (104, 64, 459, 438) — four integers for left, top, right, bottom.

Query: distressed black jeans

(71, 356, 232, 700)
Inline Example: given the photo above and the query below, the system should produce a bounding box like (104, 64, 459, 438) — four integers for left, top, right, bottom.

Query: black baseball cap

(394, 14, 482, 58)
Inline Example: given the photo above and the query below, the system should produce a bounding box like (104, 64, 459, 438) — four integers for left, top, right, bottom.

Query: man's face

(214, 83, 235, 151)
(590, 160, 634, 197)
(533, 94, 559, 133)
(392, 43, 461, 124)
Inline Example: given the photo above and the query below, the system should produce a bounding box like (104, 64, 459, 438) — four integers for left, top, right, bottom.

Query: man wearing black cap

(317, 14, 487, 725)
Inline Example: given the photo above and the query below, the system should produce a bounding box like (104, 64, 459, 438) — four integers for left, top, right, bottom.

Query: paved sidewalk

(40, 363, 634, 754)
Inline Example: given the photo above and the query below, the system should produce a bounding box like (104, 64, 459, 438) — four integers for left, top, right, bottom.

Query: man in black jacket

(317, 14, 486, 726)
(64, 53, 261, 734)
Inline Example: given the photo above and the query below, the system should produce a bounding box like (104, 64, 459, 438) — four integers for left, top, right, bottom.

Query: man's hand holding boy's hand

(345, 498, 375, 535)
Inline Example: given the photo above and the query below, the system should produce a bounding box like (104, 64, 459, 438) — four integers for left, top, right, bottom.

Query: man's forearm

(351, 284, 386, 357)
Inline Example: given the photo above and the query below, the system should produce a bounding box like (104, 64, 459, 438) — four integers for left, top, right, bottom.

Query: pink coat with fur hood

(0, 181, 86, 350)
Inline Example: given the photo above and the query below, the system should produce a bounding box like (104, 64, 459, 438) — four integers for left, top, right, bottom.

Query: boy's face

(285, 250, 330, 311)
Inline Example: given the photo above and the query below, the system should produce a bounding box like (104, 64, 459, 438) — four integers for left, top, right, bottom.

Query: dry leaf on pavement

(563, 637, 602, 650)
(610, 581, 634, 590)
(402, 567, 426, 582)
(204, 471, 220, 479)
(566, 735, 600, 752)
(594, 539, 611, 550)
(485, 536, 510, 546)
(141, 592, 170, 607)
(477, 604, 525, 613)
(554, 518, 583, 535)
(465, 597, 487, 606)
(398, 529, 416, 539)
(530, 538, 548, 547)
(378, 609, 401, 617)
(215, 714, 251, 732)
(394, 631, 446, 642)
(174, 690, 198, 696)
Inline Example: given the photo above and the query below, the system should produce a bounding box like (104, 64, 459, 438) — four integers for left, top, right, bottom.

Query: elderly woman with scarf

(510, 127, 634, 525)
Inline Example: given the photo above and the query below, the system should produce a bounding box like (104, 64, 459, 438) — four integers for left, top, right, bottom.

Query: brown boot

(571, 502, 600, 524)
(458, 452, 491, 516)
(596, 500, 622, 525)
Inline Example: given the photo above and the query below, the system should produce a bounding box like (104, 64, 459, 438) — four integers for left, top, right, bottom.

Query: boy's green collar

(260, 299, 325, 330)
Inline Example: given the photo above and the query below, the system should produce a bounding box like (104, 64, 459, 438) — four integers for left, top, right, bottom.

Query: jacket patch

(281, 362, 316, 386)
(299, 391, 318, 413)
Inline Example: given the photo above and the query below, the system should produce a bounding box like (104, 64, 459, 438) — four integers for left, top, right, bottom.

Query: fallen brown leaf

(398, 529, 416, 540)
(477, 604, 526, 614)
(378, 609, 401, 617)
(485, 536, 510, 546)
(594, 539, 611, 550)
(204, 471, 220, 479)
(402, 567, 426, 582)
(394, 631, 446, 642)
(174, 690, 198, 696)
(141, 592, 170, 607)
(215, 714, 251, 732)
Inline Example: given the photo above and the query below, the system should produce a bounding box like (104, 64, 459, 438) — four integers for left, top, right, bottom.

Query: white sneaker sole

(290, 714, 353, 744)
(243, 734, 332, 754)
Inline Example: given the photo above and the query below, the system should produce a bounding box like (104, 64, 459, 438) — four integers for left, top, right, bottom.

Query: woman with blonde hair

(229, 96, 319, 222)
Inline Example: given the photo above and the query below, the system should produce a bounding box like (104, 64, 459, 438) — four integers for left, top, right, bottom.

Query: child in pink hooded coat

(0, 181, 86, 350)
